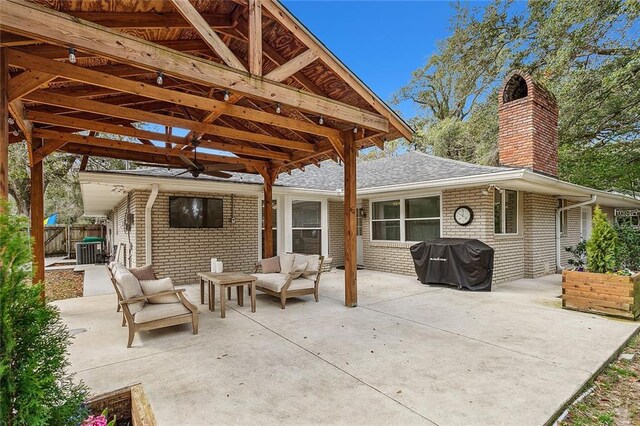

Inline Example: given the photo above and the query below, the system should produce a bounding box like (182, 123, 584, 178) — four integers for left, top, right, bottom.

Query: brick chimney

(498, 70, 558, 177)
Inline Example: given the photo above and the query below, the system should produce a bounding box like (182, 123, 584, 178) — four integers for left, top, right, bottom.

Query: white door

(581, 206, 592, 240)
(356, 207, 364, 266)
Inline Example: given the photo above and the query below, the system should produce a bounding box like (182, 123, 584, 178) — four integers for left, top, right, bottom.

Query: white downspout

(145, 184, 159, 265)
(556, 195, 597, 272)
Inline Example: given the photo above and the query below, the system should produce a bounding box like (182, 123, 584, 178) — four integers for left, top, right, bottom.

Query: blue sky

(281, 0, 456, 120)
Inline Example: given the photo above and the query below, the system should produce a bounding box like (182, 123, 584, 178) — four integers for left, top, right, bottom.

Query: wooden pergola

(0, 0, 412, 306)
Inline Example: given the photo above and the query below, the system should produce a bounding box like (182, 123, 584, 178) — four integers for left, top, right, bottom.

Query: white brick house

(79, 71, 640, 285)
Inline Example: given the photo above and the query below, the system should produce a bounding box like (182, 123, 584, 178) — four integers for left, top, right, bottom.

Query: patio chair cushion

(290, 261, 308, 279)
(115, 270, 145, 315)
(294, 254, 320, 278)
(253, 273, 289, 292)
(139, 277, 180, 304)
(133, 303, 191, 324)
(279, 253, 295, 274)
(288, 277, 316, 291)
(260, 256, 281, 273)
(129, 264, 157, 281)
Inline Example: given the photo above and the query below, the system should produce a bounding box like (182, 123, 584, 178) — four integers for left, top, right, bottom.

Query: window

(371, 196, 441, 242)
(261, 200, 277, 258)
(356, 208, 364, 237)
(371, 200, 400, 241)
(494, 189, 518, 235)
(405, 197, 440, 241)
(292, 200, 321, 254)
(558, 199, 567, 235)
(169, 197, 223, 228)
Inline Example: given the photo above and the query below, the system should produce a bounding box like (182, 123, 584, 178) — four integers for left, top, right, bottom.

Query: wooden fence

(45, 225, 106, 257)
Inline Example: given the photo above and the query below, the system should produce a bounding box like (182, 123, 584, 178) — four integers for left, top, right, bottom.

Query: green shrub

(614, 223, 640, 271)
(586, 205, 618, 273)
(0, 204, 88, 425)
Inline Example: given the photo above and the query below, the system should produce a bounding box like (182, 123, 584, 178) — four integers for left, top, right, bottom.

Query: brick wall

(498, 71, 559, 177)
(523, 193, 556, 277)
(328, 200, 344, 266)
(131, 190, 259, 285)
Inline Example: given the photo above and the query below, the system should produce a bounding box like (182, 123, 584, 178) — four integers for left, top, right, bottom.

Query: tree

(0, 203, 88, 425)
(586, 205, 618, 273)
(395, 0, 640, 193)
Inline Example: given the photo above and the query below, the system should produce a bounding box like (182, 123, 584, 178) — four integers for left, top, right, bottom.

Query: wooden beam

(264, 49, 317, 82)
(31, 128, 270, 169)
(67, 12, 234, 29)
(0, 48, 8, 199)
(79, 155, 89, 171)
(261, 0, 410, 140)
(7, 70, 56, 102)
(8, 49, 340, 140)
(0, 0, 389, 133)
(24, 91, 315, 152)
(7, 97, 32, 163)
(343, 130, 357, 307)
(30, 137, 45, 294)
(260, 168, 275, 258)
(33, 138, 68, 163)
(248, 0, 262, 75)
(170, 0, 247, 72)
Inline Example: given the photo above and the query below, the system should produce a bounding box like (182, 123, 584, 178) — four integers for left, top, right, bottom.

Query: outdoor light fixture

(68, 47, 77, 64)
(481, 184, 502, 196)
(383, 137, 388, 143)
(353, 127, 358, 134)
(223, 90, 230, 101)
(275, 103, 281, 114)
(7, 117, 14, 125)
(12, 130, 19, 137)
(156, 71, 164, 85)
(318, 116, 324, 125)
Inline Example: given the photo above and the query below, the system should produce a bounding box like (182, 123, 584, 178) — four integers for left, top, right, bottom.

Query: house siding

(108, 193, 142, 268)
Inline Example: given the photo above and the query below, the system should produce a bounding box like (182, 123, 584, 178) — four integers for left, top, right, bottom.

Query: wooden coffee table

(198, 272, 257, 318)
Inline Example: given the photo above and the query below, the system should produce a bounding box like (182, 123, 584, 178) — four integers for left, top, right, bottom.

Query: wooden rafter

(264, 49, 317, 82)
(248, 0, 263, 76)
(7, 70, 56, 102)
(66, 12, 234, 29)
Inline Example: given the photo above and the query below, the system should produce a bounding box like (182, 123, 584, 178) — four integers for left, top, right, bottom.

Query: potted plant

(562, 206, 640, 319)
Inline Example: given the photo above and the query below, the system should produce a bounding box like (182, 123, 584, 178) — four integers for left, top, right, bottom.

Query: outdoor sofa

(107, 263, 198, 347)
(253, 253, 325, 309)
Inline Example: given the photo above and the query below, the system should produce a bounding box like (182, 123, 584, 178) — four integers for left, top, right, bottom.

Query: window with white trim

(371, 196, 441, 242)
(292, 200, 322, 254)
(494, 189, 518, 235)
(558, 199, 567, 235)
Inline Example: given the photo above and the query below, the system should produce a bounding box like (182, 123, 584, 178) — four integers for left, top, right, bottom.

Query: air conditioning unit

(76, 242, 101, 265)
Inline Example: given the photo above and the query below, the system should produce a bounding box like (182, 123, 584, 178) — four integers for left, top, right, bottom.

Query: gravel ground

(45, 269, 84, 302)
(561, 335, 640, 425)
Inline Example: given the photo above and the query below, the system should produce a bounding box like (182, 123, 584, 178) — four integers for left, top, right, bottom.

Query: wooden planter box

(85, 383, 156, 425)
(562, 270, 640, 320)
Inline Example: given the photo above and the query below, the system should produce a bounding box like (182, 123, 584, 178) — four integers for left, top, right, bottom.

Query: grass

(561, 335, 640, 425)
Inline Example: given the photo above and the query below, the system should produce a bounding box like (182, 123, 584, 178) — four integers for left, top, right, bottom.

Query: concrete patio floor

(53, 269, 639, 425)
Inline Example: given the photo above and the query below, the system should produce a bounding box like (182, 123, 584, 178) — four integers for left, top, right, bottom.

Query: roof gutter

(556, 195, 597, 272)
(144, 184, 159, 265)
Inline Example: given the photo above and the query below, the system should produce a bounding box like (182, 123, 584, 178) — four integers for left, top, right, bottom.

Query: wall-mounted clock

(454, 206, 474, 226)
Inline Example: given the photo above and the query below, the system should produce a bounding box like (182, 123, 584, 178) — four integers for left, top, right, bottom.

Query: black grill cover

(410, 238, 494, 291)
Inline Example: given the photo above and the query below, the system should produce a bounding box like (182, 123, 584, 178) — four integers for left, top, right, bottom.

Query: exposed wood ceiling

(0, 0, 412, 176)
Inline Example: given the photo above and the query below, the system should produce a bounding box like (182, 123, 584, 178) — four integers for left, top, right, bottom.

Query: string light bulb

(223, 90, 230, 101)
(12, 130, 19, 137)
(7, 117, 15, 125)
(318, 116, 324, 125)
(68, 47, 77, 64)
(275, 103, 281, 114)
(353, 127, 358, 134)
(156, 71, 164, 85)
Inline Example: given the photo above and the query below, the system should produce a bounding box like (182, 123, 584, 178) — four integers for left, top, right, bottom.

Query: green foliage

(0, 203, 88, 425)
(586, 206, 618, 273)
(564, 240, 587, 269)
(395, 0, 640, 194)
(614, 223, 640, 271)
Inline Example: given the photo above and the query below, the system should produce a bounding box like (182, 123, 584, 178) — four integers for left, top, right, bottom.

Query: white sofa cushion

(294, 254, 320, 278)
(134, 303, 191, 324)
(140, 277, 180, 304)
(114, 270, 145, 315)
(278, 253, 295, 274)
(288, 277, 316, 291)
(252, 273, 289, 292)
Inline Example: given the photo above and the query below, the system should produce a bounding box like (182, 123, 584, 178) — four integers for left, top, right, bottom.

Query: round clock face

(454, 206, 474, 226)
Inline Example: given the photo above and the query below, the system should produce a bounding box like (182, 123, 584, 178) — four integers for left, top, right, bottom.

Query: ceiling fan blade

(133, 162, 185, 169)
(178, 154, 198, 169)
(203, 163, 245, 172)
(202, 171, 233, 179)
(174, 170, 190, 177)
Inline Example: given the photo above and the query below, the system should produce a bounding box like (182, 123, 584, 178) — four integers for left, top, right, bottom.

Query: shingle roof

(100, 151, 514, 191)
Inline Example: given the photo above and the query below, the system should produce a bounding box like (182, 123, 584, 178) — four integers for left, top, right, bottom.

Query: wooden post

(0, 48, 8, 200)
(30, 138, 45, 297)
(343, 130, 357, 307)
(263, 171, 274, 259)
(248, 0, 263, 76)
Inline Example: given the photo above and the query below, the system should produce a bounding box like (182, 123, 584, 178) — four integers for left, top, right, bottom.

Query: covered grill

(410, 238, 494, 291)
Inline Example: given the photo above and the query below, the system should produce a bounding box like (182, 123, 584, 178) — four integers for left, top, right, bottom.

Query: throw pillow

(301, 254, 320, 278)
(279, 253, 295, 275)
(289, 261, 308, 279)
(139, 277, 180, 304)
(129, 264, 157, 281)
(260, 256, 281, 273)
(115, 270, 145, 315)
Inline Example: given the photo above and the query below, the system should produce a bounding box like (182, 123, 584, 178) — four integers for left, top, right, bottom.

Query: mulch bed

(561, 335, 640, 425)
(45, 269, 84, 302)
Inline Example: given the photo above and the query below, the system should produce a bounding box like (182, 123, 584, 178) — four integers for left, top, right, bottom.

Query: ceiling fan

(135, 139, 244, 179)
